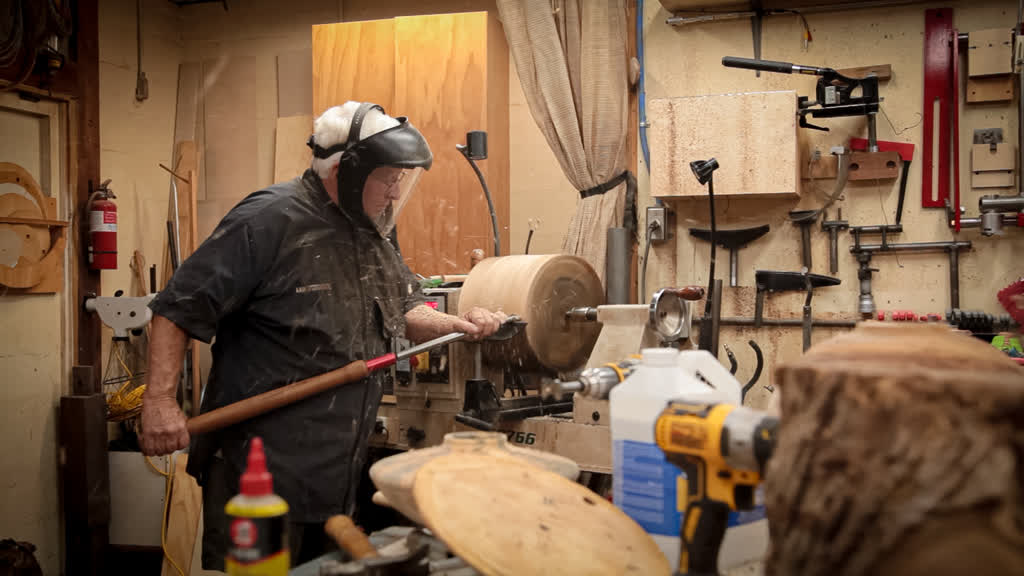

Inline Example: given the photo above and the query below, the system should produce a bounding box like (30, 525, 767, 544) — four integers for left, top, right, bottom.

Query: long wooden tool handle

(324, 515, 379, 560)
(186, 359, 370, 436)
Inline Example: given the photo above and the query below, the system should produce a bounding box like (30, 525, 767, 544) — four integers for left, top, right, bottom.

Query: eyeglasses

(370, 168, 406, 189)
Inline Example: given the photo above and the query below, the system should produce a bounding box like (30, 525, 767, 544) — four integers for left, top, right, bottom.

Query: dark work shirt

(150, 170, 424, 521)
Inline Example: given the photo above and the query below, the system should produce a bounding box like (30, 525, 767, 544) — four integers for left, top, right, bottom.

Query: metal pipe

(729, 249, 739, 287)
(565, 307, 598, 322)
(867, 112, 879, 152)
(606, 227, 631, 305)
(849, 240, 971, 253)
(709, 279, 723, 357)
(849, 224, 902, 234)
(958, 214, 1019, 229)
(949, 247, 960, 308)
(978, 195, 1024, 212)
(695, 315, 858, 328)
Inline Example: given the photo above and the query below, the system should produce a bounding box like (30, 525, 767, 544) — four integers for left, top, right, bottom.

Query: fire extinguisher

(88, 179, 117, 270)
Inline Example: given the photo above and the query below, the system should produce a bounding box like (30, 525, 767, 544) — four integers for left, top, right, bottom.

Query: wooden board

(277, 49, 313, 118)
(312, 19, 396, 117)
(847, 151, 901, 180)
(161, 454, 202, 576)
(394, 12, 493, 274)
(412, 453, 669, 576)
(649, 92, 799, 198)
(971, 143, 1015, 172)
(967, 28, 1013, 77)
(971, 170, 1015, 188)
(836, 64, 892, 81)
(274, 115, 313, 183)
(161, 141, 199, 288)
(966, 75, 1014, 103)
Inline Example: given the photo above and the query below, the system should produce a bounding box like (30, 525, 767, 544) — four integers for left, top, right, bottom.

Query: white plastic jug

(610, 348, 767, 571)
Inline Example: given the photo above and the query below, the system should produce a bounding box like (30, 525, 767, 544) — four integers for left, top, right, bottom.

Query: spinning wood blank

(458, 255, 604, 372)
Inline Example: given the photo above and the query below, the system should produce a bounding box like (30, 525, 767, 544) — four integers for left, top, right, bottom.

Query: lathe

(371, 254, 699, 474)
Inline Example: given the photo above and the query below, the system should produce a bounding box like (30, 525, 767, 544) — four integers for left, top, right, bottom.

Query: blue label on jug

(613, 439, 683, 536)
(614, 440, 767, 535)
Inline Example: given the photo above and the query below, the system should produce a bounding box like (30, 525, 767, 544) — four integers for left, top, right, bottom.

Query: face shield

(307, 103, 433, 237)
(363, 165, 425, 236)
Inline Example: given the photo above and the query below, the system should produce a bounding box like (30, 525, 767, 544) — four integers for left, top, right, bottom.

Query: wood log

(768, 323, 1024, 576)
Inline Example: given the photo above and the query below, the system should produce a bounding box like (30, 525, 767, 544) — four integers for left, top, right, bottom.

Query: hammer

(186, 316, 523, 436)
(689, 224, 771, 286)
(319, 516, 430, 575)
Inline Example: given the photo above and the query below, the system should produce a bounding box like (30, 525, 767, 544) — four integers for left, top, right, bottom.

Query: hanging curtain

(497, 0, 631, 284)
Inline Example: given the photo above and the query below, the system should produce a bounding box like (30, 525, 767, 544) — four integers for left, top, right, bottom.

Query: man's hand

(141, 396, 190, 456)
(453, 307, 508, 341)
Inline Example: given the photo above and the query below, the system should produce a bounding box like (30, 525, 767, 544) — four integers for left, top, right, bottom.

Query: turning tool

(655, 399, 777, 576)
(820, 210, 849, 275)
(788, 210, 819, 271)
(689, 225, 770, 287)
(187, 316, 522, 436)
(754, 271, 841, 351)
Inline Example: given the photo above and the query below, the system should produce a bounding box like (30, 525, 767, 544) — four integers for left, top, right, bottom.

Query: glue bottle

(225, 437, 290, 575)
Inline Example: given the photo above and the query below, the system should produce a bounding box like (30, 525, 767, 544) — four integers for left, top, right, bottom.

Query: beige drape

(497, 0, 630, 284)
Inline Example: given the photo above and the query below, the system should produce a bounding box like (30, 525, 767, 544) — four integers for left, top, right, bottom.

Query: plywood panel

(312, 19, 396, 116)
(966, 75, 1014, 102)
(274, 115, 314, 182)
(394, 12, 490, 274)
(649, 91, 799, 198)
(277, 49, 314, 117)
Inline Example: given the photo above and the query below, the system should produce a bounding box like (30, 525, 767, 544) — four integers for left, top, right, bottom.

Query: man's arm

(140, 314, 190, 456)
(404, 304, 505, 343)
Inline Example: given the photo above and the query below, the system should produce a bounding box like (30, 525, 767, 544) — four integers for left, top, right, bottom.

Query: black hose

(741, 340, 764, 402)
(459, 148, 501, 257)
(524, 229, 534, 255)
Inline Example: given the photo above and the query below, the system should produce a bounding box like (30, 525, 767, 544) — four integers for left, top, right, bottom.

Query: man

(141, 101, 505, 567)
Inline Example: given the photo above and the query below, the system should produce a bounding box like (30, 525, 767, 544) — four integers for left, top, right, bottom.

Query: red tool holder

(922, 9, 954, 211)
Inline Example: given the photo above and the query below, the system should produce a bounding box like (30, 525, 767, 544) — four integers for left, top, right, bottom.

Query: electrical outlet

(646, 205, 670, 242)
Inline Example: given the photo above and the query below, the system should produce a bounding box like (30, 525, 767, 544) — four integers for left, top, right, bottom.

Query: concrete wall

(637, 0, 1023, 404)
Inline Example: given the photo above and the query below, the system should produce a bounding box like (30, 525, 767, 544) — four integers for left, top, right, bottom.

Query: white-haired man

(141, 102, 504, 567)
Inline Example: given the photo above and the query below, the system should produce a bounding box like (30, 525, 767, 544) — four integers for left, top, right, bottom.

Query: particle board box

(649, 91, 799, 199)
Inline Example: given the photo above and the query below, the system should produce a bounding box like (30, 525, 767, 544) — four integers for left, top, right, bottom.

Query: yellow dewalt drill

(654, 399, 777, 575)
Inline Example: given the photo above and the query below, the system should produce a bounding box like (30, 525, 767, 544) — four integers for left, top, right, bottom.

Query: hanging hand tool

(187, 316, 522, 436)
(850, 137, 915, 225)
(820, 210, 849, 275)
(689, 225, 770, 287)
(754, 271, 841, 351)
(320, 517, 430, 576)
(655, 399, 778, 576)
(726, 341, 765, 402)
(722, 56, 881, 150)
(788, 210, 819, 271)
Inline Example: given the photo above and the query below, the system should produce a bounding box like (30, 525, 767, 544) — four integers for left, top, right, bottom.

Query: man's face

(363, 166, 406, 218)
